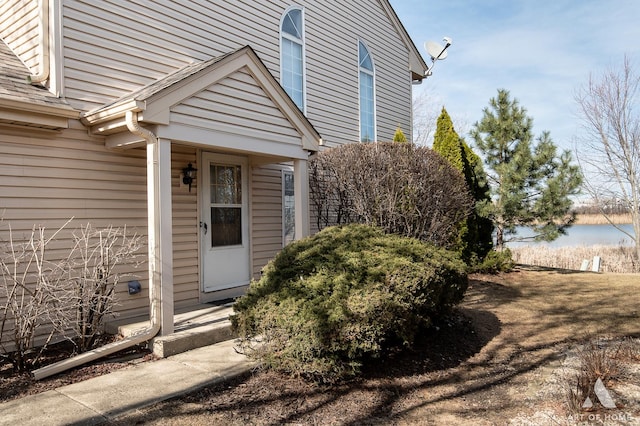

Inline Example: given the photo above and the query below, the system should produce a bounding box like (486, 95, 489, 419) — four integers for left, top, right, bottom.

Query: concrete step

(106, 304, 237, 358)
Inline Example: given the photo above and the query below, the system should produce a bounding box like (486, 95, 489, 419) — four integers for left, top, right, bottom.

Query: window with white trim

(358, 40, 376, 142)
(280, 7, 306, 113)
(282, 170, 295, 246)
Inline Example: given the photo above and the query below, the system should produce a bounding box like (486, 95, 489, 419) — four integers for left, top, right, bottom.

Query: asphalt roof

(0, 39, 74, 111)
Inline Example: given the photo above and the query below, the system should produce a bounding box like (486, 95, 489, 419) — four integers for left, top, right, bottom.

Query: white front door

(201, 153, 250, 293)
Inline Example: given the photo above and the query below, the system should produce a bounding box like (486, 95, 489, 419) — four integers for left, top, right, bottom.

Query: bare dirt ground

(110, 267, 640, 425)
(3, 266, 640, 425)
(0, 337, 156, 403)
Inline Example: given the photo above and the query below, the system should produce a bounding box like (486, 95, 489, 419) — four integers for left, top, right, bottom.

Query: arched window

(280, 7, 305, 113)
(358, 40, 376, 142)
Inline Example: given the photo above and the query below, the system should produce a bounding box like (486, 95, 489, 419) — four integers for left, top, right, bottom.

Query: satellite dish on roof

(423, 37, 452, 78)
(425, 41, 448, 61)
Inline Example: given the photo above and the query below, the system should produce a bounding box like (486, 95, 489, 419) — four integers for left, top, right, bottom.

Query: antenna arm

(424, 38, 452, 78)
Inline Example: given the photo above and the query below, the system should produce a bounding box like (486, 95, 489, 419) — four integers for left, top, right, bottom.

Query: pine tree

(433, 107, 494, 261)
(471, 89, 582, 250)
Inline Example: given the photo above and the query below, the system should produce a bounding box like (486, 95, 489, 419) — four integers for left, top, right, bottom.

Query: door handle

(200, 221, 208, 234)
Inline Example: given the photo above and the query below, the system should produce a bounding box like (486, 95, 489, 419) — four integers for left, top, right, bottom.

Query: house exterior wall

(0, 1, 421, 329)
(59, 0, 414, 145)
(0, 0, 40, 75)
(0, 121, 146, 323)
(0, 121, 290, 331)
(169, 144, 200, 312)
(166, 64, 313, 286)
(0, 122, 203, 322)
(251, 164, 287, 278)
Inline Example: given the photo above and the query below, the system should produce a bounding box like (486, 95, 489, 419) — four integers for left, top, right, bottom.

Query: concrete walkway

(0, 339, 256, 426)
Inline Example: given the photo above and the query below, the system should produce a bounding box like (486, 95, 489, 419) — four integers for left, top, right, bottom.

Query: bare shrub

(566, 340, 621, 413)
(309, 142, 473, 248)
(567, 369, 594, 414)
(0, 220, 143, 371)
(57, 224, 143, 352)
(0, 221, 71, 372)
(612, 337, 640, 362)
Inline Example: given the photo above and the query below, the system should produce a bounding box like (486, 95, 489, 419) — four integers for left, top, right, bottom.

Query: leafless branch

(575, 55, 640, 260)
(310, 142, 473, 248)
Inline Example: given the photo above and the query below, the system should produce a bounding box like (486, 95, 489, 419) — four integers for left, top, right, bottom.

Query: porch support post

(147, 138, 174, 335)
(293, 158, 310, 239)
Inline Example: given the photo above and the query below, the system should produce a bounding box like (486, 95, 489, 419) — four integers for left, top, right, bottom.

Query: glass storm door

(201, 153, 250, 292)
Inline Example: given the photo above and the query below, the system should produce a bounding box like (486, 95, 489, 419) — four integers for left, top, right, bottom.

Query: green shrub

(473, 248, 515, 274)
(231, 224, 468, 382)
(433, 107, 494, 263)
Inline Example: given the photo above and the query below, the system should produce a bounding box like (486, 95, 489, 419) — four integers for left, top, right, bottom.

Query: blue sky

(389, 0, 640, 151)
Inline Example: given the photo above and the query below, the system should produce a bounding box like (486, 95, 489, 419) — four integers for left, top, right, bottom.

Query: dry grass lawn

(111, 267, 640, 425)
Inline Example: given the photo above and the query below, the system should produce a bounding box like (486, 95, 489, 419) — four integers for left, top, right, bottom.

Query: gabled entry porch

(81, 45, 321, 339)
(33, 46, 321, 379)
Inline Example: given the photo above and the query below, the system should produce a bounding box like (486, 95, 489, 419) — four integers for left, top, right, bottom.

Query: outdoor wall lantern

(182, 163, 197, 192)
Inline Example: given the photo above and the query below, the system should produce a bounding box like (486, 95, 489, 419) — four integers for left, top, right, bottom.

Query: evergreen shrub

(231, 224, 468, 382)
(473, 248, 515, 273)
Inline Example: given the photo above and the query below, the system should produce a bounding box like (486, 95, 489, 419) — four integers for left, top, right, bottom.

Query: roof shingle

(0, 40, 74, 111)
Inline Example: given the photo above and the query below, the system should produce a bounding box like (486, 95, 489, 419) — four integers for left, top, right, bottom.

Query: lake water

(506, 224, 635, 248)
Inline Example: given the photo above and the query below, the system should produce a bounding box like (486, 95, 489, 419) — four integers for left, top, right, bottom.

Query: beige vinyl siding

(0, 122, 201, 324)
(0, 122, 148, 347)
(251, 164, 285, 278)
(169, 145, 200, 312)
(60, 0, 414, 144)
(0, 121, 148, 230)
(0, 0, 40, 74)
(304, 3, 413, 145)
(170, 69, 302, 147)
(61, 0, 281, 111)
(303, 5, 360, 145)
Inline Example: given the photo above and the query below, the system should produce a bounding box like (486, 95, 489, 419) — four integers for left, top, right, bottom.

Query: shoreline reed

(574, 213, 633, 225)
(510, 244, 638, 274)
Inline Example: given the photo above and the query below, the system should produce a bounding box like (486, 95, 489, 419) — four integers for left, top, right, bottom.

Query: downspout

(28, 0, 50, 85)
(33, 112, 162, 380)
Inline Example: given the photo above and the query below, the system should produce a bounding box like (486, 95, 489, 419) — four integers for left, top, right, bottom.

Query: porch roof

(81, 46, 321, 155)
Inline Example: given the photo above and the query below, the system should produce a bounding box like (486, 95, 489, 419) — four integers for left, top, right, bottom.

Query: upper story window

(358, 40, 376, 142)
(280, 7, 306, 113)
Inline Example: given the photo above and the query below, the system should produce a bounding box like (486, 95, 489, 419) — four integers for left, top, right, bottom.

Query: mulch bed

(0, 336, 155, 403)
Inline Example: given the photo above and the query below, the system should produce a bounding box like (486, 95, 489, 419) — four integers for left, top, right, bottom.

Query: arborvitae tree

(393, 127, 408, 143)
(433, 108, 464, 169)
(433, 107, 493, 261)
(471, 89, 582, 250)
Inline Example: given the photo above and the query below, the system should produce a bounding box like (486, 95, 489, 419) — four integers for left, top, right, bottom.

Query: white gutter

(33, 112, 162, 380)
(28, 0, 50, 85)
